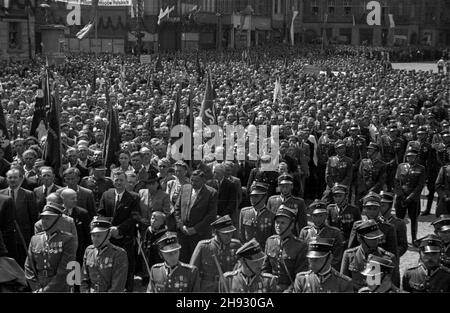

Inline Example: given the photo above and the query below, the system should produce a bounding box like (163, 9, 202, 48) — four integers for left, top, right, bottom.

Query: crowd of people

(0, 43, 450, 293)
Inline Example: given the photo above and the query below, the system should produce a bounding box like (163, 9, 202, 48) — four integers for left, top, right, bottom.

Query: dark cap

(331, 183, 347, 194)
(367, 142, 380, 151)
(406, 148, 419, 156)
(275, 205, 297, 220)
(361, 254, 395, 276)
(431, 215, 450, 232)
(355, 220, 384, 239)
(211, 215, 236, 233)
(417, 127, 427, 135)
(418, 234, 442, 253)
(334, 140, 345, 149)
(40, 203, 64, 216)
(250, 182, 268, 195)
(90, 216, 112, 233)
(156, 232, 182, 253)
(174, 160, 188, 169)
(91, 160, 106, 170)
(380, 191, 394, 203)
(362, 192, 381, 207)
(278, 174, 293, 185)
(236, 238, 265, 260)
(349, 124, 359, 131)
(308, 199, 328, 215)
(306, 238, 335, 258)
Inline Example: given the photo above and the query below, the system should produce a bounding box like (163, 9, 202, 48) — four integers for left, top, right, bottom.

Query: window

(343, 0, 352, 15)
(328, 0, 335, 14)
(8, 22, 21, 50)
(312, 0, 319, 16)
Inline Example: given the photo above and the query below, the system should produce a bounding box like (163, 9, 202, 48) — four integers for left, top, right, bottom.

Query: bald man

(60, 189, 92, 264)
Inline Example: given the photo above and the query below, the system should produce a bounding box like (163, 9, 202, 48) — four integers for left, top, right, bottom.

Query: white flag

(290, 11, 299, 46)
(388, 14, 395, 28)
(76, 22, 93, 40)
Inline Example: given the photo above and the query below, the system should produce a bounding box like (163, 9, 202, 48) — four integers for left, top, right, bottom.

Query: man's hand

(110, 226, 122, 239)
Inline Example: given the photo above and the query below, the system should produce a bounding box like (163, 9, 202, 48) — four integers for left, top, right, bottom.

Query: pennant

(290, 10, 299, 46)
(30, 79, 48, 141)
(200, 71, 216, 126)
(388, 14, 395, 28)
(76, 21, 94, 40)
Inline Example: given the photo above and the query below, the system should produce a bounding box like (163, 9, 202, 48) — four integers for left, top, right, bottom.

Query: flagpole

(95, 5, 98, 56)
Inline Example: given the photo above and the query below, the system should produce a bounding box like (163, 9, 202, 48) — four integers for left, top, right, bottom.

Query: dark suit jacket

(58, 186, 96, 218)
(174, 184, 217, 238)
(0, 188, 38, 246)
(0, 194, 16, 258)
(33, 184, 61, 213)
(68, 205, 92, 263)
(19, 178, 39, 192)
(97, 189, 140, 244)
(75, 163, 90, 179)
(207, 178, 237, 217)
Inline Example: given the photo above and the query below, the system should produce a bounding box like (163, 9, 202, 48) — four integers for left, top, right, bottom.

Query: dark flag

(199, 70, 216, 126)
(103, 90, 121, 171)
(44, 82, 62, 178)
(30, 79, 48, 140)
(0, 102, 13, 162)
(185, 90, 194, 168)
(171, 89, 181, 130)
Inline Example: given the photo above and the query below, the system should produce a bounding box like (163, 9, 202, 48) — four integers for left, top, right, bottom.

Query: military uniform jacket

(81, 243, 128, 292)
(266, 195, 308, 236)
(357, 158, 387, 194)
(327, 203, 362, 244)
(340, 245, 395, 292)
(289, 268, 353, 293)
(344, 135, 367, 164)
(239, 206, 275, 249)
(435, 165, 450, 199)
(299, 224, 344, 270)
(317, 134, 337, 165)
(402, 263, 450, 293)
(262, 234, 308, 288)
(386, 215, 408, 257)
(147, 262, 200, 292)
(379, 135, 406, 165)
(24, 230, 76, 292)
(415, 141, 439, 176)
(220, 270, 278, 293)
(189, 237, 242, 292)
(394, 163, 426, 200)
(436, 144, 450, 166)
(325, 155, 353, 188)
(442, 243, 450, 268)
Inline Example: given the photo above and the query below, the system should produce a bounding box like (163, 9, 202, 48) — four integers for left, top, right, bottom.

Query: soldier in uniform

(147, 232, 200, 292)
(263, 205, 308, 291)
(431, 215, 450, 267)
(190, 215, 242, 292)
(239, 182, 275, 249)
(24, 203, 77, 292)
(403, 234, 450, 292)
(266, 174, 308, 236)
(341, 219, 396, 292)
(80, 160, 114, 208)
(317, 123, 338, 197)
(435, 130, 450, 166)
(323, 140, 353, 202)
(413, 127, 440, 216)
(299, 200, 344, 270)
(287, 238, 353, 293)
(435, 163, 450, 216)
(355, 142, 387, 207)
(219, 238, 279, 293)
(379, 124, 406, 192)
(394, 148, 426, 243)
(359, 254, 401, 293)
(81, 217, 128, 292)
(344, 124, 367, 203)
(327, 184, 361, 247)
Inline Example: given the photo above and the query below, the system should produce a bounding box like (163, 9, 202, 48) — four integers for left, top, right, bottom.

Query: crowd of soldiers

(0, 43, 450, 293)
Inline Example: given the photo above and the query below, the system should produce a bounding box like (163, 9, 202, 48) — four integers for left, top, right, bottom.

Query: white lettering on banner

(57, 0, 131, 6)
(366, 1, 381, 26)
(66, 3, 81, 26)
(66, 261, 81, 286)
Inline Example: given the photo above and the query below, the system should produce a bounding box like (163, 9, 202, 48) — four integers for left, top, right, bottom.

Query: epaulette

(85, 244, 95, 250)
(59, 230, 74, 237)
(332, 269, 352, 282)
(379, 247, 394, 258)
(241, 206, 253, 211)
(261, 272, 277, 279)
(267, 234, 280, 241)
(152, 262, 165, 268)
(230, 238, 242, 245)
(198, 239, 212, 245)
(290, 196, 302, 200)
(297, 270, 312, 276)
(179, 262, 197, 270)
(327, 224, 342, 233)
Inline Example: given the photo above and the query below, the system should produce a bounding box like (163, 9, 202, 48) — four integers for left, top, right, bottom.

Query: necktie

(43, 186, 47, 196)
(10, 189, 15, 202)
(114, 194, 120, 213)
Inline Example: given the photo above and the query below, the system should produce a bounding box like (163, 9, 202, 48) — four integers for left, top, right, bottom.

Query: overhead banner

(56, 0, 131, 6)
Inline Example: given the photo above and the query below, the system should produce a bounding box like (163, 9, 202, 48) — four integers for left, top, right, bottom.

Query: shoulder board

(261, 273, 277, 279)
(224, 270, 238, 278)
(241, 206, 253, 211)
(35, 231, 45, 236)
(379, 248, 394, 257)
(326, 225, 342, 232)
(230, 238, 242, 245)
(152, 262, 165, 268)
(290, 196, 302, 200)
(268, 195, 279, 200)
(179, 262, 197, 270)
(440, 265, 450, 273)
(198, 239, 212, 245)
(59, 230, 74, 237)
(86, 244, 95, 250)
(345, 246, 359, 254)
(297, 270, 312, 276)
(332, 269, 352, 281)
(267, 234, 279, 241)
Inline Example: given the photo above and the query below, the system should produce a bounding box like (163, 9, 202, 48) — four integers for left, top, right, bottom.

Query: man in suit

(60, 167, 96, 218)
(22, 149, 39, 186)
(33, 166, 61, 213)
(0, 193, 16, 260)
(60, 188, 91, 265)
(97, 170, 141, 292)
(77, 144, 94, 169)
(174, 170, 218, 263)
(66, 148, 89, 179)
(130, 151, 149, 184)
(1, 168, 38, 267)
(207, 164, 237, 218)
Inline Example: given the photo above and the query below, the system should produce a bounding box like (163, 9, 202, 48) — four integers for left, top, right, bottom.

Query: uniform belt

(201, 272, 219, 281)
(38, 270, 56, 278)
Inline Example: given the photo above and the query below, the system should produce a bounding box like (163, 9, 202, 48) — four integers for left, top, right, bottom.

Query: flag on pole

(158, 6, 174, 25)
(388, 14, 395, 28)
(103, 88, 121, 171)
(30, 80, 48, 141)
(44, 81, 62, 179)
(200, 70, 216, 126)
(76, 21, 94, 40)
(290, 10, 299, 46)
(273, 77, 282, 103)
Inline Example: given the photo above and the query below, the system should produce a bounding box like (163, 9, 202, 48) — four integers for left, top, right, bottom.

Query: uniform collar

(97, 243, 110, 255)
(317, 267, 332, 283)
